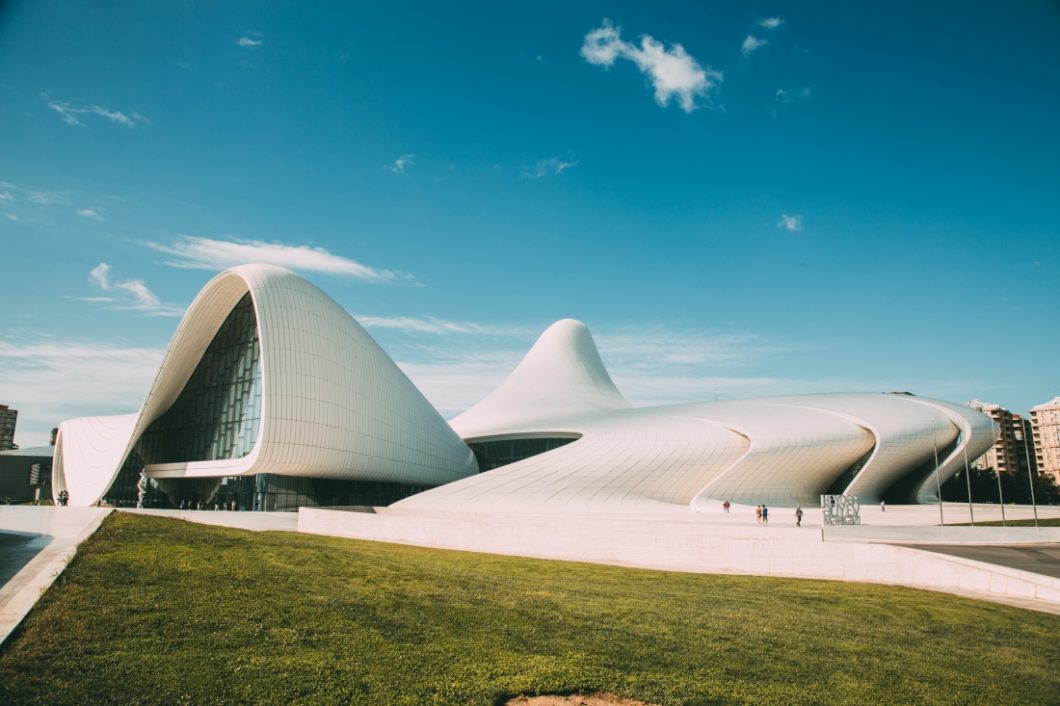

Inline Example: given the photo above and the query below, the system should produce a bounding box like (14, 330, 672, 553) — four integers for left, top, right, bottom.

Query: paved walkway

(903, 544, 1060, 580)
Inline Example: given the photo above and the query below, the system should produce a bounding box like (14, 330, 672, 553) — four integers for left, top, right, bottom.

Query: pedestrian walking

(722, 500, 730, 514)
(762, 505, 769, 524)
(796, 504, 803, 527)
(755, 505, 762, 523)
(881, 500, 886, 512)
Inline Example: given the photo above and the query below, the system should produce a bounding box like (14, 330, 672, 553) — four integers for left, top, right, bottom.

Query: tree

(941, 467, 1060, 505)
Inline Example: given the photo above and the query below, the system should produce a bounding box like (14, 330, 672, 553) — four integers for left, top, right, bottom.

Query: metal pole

(1021, 416, 1038, 528)
(996, 467, 1006, 527)
(933, 423, 944, 526)
(961, 428, 974, 525)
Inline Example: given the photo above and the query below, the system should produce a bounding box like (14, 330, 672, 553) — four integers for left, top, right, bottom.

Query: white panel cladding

(52, 414, 139, 507)
(399, 411, 749, 513)
(51, 274, 999, 511)
(908, 398, 997, 503)
(241, 265, 476, 484)
(397, 321, 998, 512)
(449, 318, 630, 437)
(689, 401, 877, 506)
(756, 394, 963, 502)
(54, 264, 477, 507)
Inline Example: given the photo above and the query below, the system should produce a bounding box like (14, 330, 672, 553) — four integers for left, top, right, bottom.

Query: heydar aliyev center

(53, 264, 996, 513)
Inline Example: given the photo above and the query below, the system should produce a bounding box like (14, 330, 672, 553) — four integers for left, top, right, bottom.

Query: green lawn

(948, 517, 1060, 527)
(1, 513, 1058, 705)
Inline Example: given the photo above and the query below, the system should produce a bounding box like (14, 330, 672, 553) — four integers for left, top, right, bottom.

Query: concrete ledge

(298, 507, 1060, 615)
(824, 525, 1060, 545)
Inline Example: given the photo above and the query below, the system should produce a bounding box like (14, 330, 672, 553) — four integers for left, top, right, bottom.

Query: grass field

(950, 517, 1060, 527)
(1, 513, 1058, 705)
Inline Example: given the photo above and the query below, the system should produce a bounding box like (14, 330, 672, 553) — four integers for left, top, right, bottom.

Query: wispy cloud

(741, 35, 768, 57)
(581, 19, 722, 113)
(0, 338, 165, 447)
(236, 33, 263, 48)
(777, 214, 803, 232)
(42, 94, 145, 128)
(758, 17, 785, 30)
(75, 208, 102, 220)
(144, 235, 417, 284)
(775, 86, 812, 104)
(384, 154, 415, 174)
(3, 213, 17, 221)
(0, 180, 68, 206)
(362, 314, 799, 417)
(521, 155, 579, 179)
(82, 262, 184, 316)
(357, 315, 534, 337)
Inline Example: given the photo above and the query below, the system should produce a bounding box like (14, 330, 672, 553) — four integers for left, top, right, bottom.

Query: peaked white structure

(53, 265, 477, 508)
(393, 319, 997, 514)
(53, 265, 996, 512)
(450, 318, 630, 436)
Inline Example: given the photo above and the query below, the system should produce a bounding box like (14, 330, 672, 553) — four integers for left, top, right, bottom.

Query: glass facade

(137, 293, 262, 465)
(153, 473, 427, 512)
(101, 450, 154, 508)
(468, 436, 579, 472)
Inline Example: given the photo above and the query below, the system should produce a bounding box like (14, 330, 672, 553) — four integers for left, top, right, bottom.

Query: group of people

(178, 498, 238, 512)
(720, 499, 806, 526)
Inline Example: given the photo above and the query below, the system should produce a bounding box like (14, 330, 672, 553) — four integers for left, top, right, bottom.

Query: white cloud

(42, 94, 144, 128)
(581, 19, 722, 113)
(237, 36, 263, 48)
(75, 208, 102, 220)
(741, 35, 768, 56)
(0, 181, 68, 206)
(385, 154, 415, 174)
(144, 235, 416, 284)
(775, 86, 812, 103)
(777, 214, 803, 232)
(3, 213, 17, 221)
(362, 314, 799, 417)
(521, 156, 579, 179)
(0, 338, 165, 447)
(357, 315, 534, 337)
(83, 262, 183, 316)
(758, 17, 785, 30)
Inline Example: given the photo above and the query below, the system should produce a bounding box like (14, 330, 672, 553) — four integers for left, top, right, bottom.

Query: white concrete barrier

(298, 507, 1060, 614)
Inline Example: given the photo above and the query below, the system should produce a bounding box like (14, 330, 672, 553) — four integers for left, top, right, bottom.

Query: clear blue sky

(1, 1, 1058, 446)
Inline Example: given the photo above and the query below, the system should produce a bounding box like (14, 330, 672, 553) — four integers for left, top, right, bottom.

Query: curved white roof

(52, 269, 996, 512)
(54, 264, 477, 506)
(394, 321, 997, 513)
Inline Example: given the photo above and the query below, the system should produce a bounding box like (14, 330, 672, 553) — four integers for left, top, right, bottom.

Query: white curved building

(394, 319, 996, 514)
(53, 265, 477, 509)
(53, 267, 996, 512)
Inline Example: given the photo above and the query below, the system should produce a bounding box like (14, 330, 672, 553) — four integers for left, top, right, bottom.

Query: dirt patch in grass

(506, 694, 656, 706)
